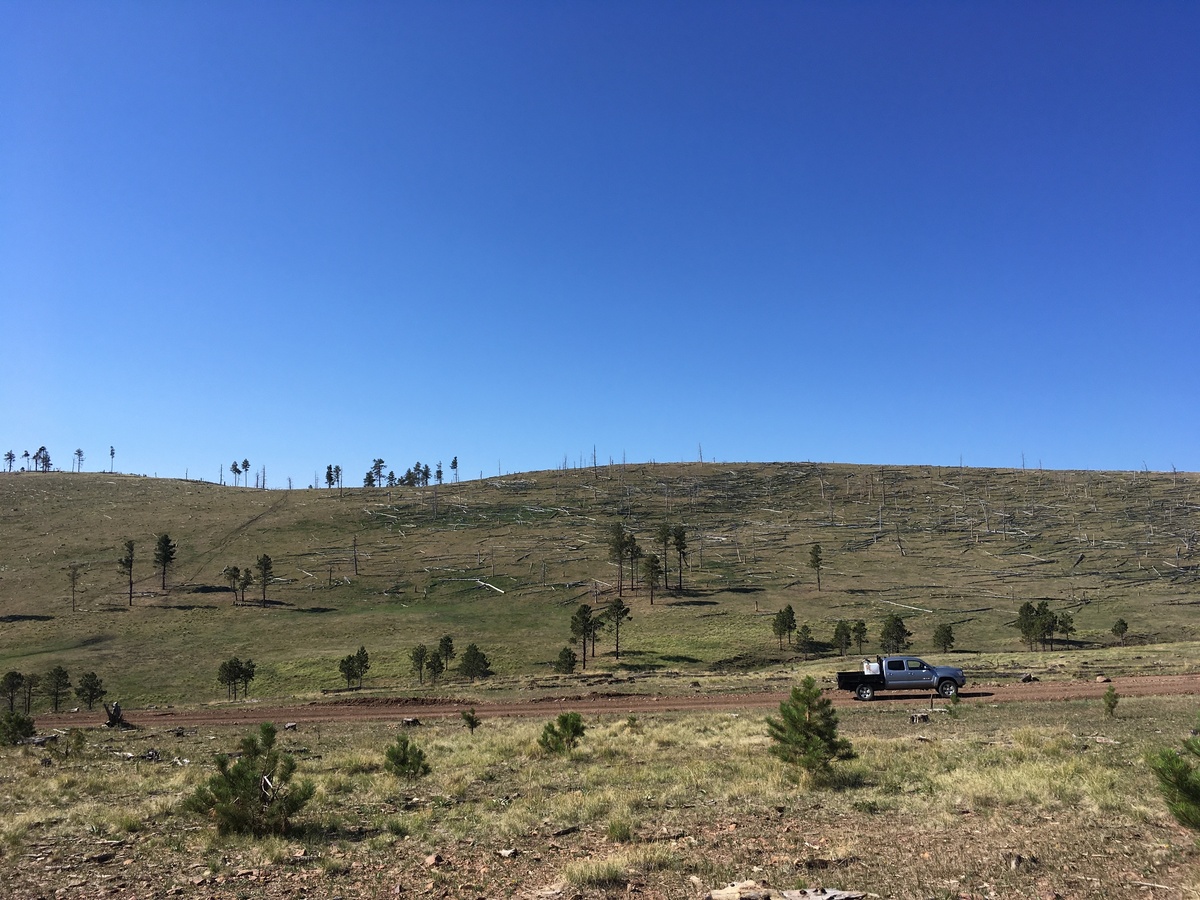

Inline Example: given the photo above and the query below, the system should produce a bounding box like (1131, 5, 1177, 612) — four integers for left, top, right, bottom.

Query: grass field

(2, 694, 1198, 898)
(2, 461, 1199, 706)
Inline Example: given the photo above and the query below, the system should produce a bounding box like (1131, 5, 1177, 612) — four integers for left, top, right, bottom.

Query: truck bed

(835, 671, 885, 691)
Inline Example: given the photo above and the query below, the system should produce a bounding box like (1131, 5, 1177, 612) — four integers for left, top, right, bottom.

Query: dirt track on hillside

(35, 673, 1200, 731)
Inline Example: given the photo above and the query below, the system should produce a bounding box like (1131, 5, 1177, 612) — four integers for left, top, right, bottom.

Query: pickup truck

(836, 655, 966, 701)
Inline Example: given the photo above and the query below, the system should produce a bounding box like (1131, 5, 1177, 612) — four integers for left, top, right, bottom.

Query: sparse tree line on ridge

(2, 444, 469, 493)
(354, 456, 457, 489)
(4, 446, 117, 474)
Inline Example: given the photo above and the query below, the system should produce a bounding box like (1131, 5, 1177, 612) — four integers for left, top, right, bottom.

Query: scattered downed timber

(704, 882, 868, 900)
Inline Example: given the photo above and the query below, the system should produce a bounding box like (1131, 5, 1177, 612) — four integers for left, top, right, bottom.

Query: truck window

(906, 660, 925, 670)
(886, 660, 904, 672)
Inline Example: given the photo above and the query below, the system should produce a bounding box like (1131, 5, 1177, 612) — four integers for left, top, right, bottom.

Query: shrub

(0, 711, 35, 745)
(383, 734, 431, 782)
(461, 708, 481, 734)
(539, 712, 586, 754)
(183, 723, 314, 836)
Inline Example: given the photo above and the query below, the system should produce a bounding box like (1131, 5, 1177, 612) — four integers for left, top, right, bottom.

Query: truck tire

(855, 683, 875, 701)
(937, 679, 959, 699)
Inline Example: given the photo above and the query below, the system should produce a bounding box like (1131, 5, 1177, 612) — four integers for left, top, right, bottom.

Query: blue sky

(2, 2, 1198, 485)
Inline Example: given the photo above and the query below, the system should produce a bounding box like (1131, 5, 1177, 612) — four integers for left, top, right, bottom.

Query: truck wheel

(855, 683, 875, 701)
(938, 679, 958, 699)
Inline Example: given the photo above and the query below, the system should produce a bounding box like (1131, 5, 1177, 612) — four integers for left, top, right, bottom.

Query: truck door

(884, 657, 908, 687)
(905, 658, 935, 688)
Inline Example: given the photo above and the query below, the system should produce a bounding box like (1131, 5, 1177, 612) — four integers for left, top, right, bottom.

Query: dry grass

(2, 695, 1199, 898)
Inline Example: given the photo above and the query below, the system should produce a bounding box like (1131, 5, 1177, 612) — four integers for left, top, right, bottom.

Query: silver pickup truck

(836, 655, 966, 701)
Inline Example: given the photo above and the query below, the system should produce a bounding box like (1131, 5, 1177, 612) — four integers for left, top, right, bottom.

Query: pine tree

(766, 676, 854, 773)
(1112, 618, 1129, 646)
(642, 553, 663, 604)
(438, 635, 456, 669)
(218, 658, 242, 699)
(338, 654, 360, 689)
(75, 672, 106, 710)
(354, 646, 369, 687)
(933, 623, 955, 653)
(832, 620, 852, 656)
(879, 614, 912, 653)
(852, 620, 868, 654)
(118, 540, 135, 606)
(410, 644, 429, 684)
(255, 554, 273, 606)
(772, 609, 789, 650)
(672, 525, 688, 590)
(808, 543, 823, 591)
(655, 523, 672, 590)
(604, 597, 632, 659)
(222, 566, 241, 605)
(154, 533, 177, 590)
(554, 646, 578, 674)
(1, 671, 23, 712)
(570, 604, 594, 670)
(44, 665, 71, 712)
(457, 643, 492, 680)
(797, 623, 813, 660)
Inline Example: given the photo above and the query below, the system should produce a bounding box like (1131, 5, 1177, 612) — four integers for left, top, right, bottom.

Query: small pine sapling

(1103, 684, 1119, 718)
(1149, 733, 1200, 832)
(384, 734, 431, 782)
(461, 708, 481, 734)
(0, 711, 35, 745)
(184, 722, 314, 836)
(538, 712, 586, 754)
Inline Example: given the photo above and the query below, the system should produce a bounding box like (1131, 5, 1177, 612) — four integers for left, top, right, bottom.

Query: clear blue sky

(3, 2, 1198, 484)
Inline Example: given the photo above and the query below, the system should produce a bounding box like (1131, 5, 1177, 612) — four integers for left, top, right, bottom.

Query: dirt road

(36, 673, 1200, 731)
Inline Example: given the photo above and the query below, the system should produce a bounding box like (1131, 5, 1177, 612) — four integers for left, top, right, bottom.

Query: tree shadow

(615, 657, 665, 673)
(0, 614, 54, 623)
(659, 654, 702, 664)
(294, 607, 336, 614)
(665, 599, 718, 607)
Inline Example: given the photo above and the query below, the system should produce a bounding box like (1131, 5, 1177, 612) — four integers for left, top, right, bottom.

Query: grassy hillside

(2, 461, 1198, 705)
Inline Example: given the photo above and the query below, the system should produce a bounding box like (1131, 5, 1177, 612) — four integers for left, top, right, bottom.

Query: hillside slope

(1, 462, 1198, 704)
